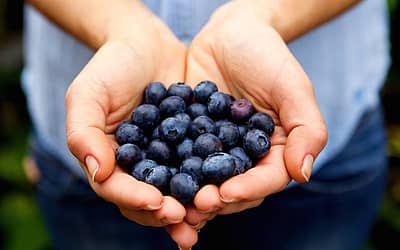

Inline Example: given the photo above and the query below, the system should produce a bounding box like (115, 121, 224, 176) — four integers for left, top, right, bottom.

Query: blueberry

(207, 92, 232, 119)
(144, 82, 167, 106)
(176, 138, 194, 160)
(146, 139, 174, 165)
(115, 123, 144, 145)
(140, 136, 150, 148)
(144, 165, 172, 194)
(187, 103, 209, 119)
(189, 115, 216, 139)
(193, 80, 218, 104)
(248, 112, 275, 136)
(230, 99, 254, 123)
(116, 143, 143, 170)
(159, 96, 186, 117)
(169, 167, 179, 176)
(193, 133, 223, 159)
(170, 173, 199, 205)
(232, 156, 246, 175)
(214, 119, 229, 133)
(167, 82, 193, 104)
(132, 104, 160, 131)
(151, 125, 161, 139)
(132, 159, 157, 181)
(217, 121, 240, 149)
(175, 113, 191, 129)
(229, 147, 253, 170)
(238, 124, 248, 139)
(180, 156, 203, 184)
(243, 129, 271, 159)
(202, 152, 236, 185)
(159, 117, 187, 143)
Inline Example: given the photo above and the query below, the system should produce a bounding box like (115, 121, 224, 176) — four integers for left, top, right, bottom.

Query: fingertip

(156, 196, 186, 223)
(193, 184, 225, 212)
(165, 222, 198, 249)
(284, 125, 327, 183)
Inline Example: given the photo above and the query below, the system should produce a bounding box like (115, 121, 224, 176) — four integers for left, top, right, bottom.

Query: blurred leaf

(0, 130, 29, 186)
(0, 193, 52, 250)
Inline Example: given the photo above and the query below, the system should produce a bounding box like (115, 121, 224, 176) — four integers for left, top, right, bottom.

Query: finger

(276, 63, 328, 182)
(217, 199, 264, 215)
(185, 44, 231, 93)
(193, 184, 225, 213)
(185, 205, 217, 227)
(165, 222, 199, 250)
(219, 145, 290, 202)
(224, 28, 327, 183)
(119, 196, 186, 227)
(66, 42, 147, 182)
(154, 42, 187, 86)
(81, 165, 164, 210)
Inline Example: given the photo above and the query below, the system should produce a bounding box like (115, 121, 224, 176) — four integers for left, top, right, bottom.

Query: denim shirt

(22, 0, 390, 180)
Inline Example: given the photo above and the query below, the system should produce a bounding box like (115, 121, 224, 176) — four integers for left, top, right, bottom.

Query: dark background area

(0, 1, 399, 250)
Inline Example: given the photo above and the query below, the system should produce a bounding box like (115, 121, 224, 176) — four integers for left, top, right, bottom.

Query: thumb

(65, 79, 115, 183)
(276, 59, 328, 183)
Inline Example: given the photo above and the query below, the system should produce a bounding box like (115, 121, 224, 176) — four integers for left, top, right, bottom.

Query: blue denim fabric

(31, 106, 388, 250)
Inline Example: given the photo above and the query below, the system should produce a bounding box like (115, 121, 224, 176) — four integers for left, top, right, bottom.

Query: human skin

(179, 0, 358, 248)
(27, 0, 359, 249)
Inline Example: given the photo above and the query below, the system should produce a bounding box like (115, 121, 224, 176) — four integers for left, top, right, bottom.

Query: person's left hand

(181, 1, 328, 236)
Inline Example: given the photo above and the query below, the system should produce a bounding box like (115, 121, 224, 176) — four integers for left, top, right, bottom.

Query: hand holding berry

(184, 0, 328, 227)
(64, 2, 199, 246)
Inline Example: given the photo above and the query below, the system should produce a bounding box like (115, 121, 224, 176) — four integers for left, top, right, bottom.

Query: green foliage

(0, 194, 52, 250)
(388, 0, 399, 16)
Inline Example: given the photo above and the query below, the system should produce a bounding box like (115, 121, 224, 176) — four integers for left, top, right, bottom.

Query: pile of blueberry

(115, 81, 274, 205)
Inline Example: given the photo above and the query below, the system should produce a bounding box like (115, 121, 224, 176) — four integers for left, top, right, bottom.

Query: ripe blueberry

(217, 121, 240, 149)
(180, 156, 203, 184)
(175, 113, 191, 129)
(193, 80, 218, 104)
(189, 115, 215, 139)
(167, 82, 193, 104)
(248, 112, 275, 136)
(144, 82, 167, 106)
(115, 122, 144, 146)
(132, 159, 157, 181)
(159, 96, 186, 117)
(187, 103, 209, 119)
(193, 133, 223, 159)
(132, 104, 160, 131)
(159, 117, 187, 143)
(230, 99, 254, 123)
(207, 92, 232, 119)
(229, 147, 253, 170)
(144, 165, 172, 195)
(170, 173, 199, 205)
(202, 152, 236, 185)
(116, 143, 143, 170)
(243, 129, 271, 159)
(176, 138, 194, 160)
(146, 139, 174, 165)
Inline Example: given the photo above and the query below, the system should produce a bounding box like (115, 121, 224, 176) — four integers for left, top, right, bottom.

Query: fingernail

(220, 196, 238, 203)
(85, 155, 99, 183)
(161, 218, 182, 224)
(201, 207, 220, 213)
(145, 203, 163, 210)
(301, 154, 314, 182)
(178, 246, 191, 250)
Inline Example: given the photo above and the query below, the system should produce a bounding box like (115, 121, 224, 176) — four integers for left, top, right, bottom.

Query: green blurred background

(0, 1, 400, 250)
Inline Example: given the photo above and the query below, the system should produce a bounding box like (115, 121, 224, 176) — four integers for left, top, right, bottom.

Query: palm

(185, 20, 326, 213)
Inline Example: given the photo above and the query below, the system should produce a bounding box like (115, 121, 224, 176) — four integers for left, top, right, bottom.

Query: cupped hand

(184, 1, 328, 233)
(65, 10, 198, 248)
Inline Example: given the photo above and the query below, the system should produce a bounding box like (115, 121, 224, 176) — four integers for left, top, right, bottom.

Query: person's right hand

(65, 5, 198, 247)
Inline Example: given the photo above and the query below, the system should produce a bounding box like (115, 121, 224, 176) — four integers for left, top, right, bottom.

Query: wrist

(233, 0, 360, 42)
